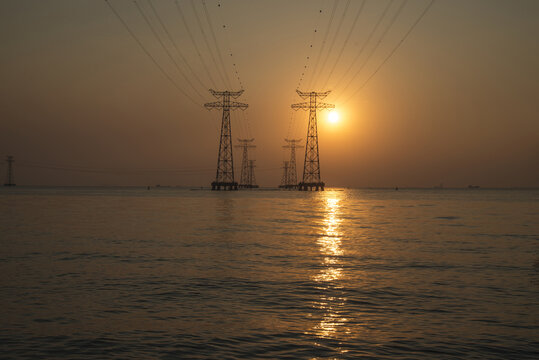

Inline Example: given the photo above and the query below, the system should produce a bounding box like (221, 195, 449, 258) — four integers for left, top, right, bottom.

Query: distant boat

(468, 185, 480, 189)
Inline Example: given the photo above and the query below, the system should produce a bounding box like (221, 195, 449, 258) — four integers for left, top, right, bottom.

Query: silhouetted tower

(291, 90, 334, 191)
(204, 89, 248, 190)
(4, 155, 15, 186)
(247, 160, 258, 188)
(281, 138, 302, 189)
(279, 161, 290, 188)
(235, 138, 256, 189)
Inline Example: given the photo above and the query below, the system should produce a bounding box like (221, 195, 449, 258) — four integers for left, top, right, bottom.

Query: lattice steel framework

(235, 138, 257, 188)
(4, 155, 15, 186)
(204, 89, 248, 190)
(291, 90, 334, 191)
(247, 160, 258, 188)
(280, 138, 302, 189)
(279, 161, 290, 188)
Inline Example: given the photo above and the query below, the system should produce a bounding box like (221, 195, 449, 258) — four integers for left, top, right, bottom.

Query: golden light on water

(311, 192, 350, 340)
(314, 196, 344, 282)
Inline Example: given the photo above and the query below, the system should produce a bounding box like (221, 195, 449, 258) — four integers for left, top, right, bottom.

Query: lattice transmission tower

(279, 161, 290, 189)
(247, 160, 258, 189)
(204, 89, 248, 190)
(4, 155, 15, 186)
(291, 90, 334, 191)
(236, 138, 258, 189)
(279, 138, 301, 189)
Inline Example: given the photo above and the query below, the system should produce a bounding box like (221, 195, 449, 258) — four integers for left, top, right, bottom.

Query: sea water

(1, 187, 538, 359)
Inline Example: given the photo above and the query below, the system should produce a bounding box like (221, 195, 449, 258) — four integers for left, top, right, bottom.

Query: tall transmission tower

(279, 161, 290, 189)
(280, 138, 302, 189)
(4, 155, 15, 186)
(236, 138, 257, 189)
(204, 89, 248, 190)
(291, 90, 334, 191)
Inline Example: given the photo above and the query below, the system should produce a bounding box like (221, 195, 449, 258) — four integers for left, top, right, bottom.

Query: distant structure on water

(236, 139, 258, 189)
(4, 155, 15, 186)
(279, 138, 301, 189)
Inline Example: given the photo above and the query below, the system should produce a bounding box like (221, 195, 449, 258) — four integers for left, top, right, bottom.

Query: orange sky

(0, 0, 538, 187)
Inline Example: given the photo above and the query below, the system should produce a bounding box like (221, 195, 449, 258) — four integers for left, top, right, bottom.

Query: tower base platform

(278, 184, 297, 190)
(298, 182, 325, 191)
(211, 182, 238, 191)
(238, 184, 259, 189)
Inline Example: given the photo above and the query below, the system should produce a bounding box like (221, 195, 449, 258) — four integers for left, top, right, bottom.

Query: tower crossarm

(284, 138, 302, 149)
(209, 89, 244, 98)
(204, 101, 248, 110)
(296, 89, 331, 100)
(291, 102, 335, 110)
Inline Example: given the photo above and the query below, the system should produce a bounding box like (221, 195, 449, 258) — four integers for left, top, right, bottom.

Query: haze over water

(1, 187, 538, 358)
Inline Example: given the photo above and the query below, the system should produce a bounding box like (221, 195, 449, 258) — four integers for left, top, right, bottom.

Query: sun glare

(328, 110, 339, 124)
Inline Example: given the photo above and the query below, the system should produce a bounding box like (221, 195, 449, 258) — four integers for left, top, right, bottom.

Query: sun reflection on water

(311, 192, 350, 340)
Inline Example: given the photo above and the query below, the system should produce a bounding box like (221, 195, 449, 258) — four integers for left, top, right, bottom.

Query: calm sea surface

(1, 187, 538, 359)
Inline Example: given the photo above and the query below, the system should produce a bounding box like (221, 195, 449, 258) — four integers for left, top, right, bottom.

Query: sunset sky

(0, 0, 537, 187)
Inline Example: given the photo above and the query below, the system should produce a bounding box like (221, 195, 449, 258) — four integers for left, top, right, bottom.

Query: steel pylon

(279, 138, 302, 189)
(279, 161, 290, 188)
(291, 90, 334, 191)
(247, 160, 258, 188)
(204, 89, 248, 190)
(235, 138, 258, 189)
(4, 155, 15, 186)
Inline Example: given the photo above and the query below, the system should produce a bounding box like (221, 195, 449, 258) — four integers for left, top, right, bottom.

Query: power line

(344, 0, 436, 104)
(338, 0, 408, 100)
(174, 0, 217, 88)
(104, 0, 200, 105)
(201, 0, 232, 88)
(295, 4, 324, 91)
(288, 0, 326, 139)
(18, 159, 283, 175)
(18, 162, 215, 174)
(306, 0, 340, 90)
(313, 0, 352, 90)
(147, 0, 208, 92)
(190, 0, 228, 88)
(213, 0, 251, 137)
(133, 0, 205, 100)
(332, 0, 394, 92)
(321, 0, 366, 89)
(241, 107, 253, 138)
(215, 1, 244, 90)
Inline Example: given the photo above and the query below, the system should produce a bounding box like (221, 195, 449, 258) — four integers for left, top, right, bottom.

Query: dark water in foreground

(1, 187, 538, 359)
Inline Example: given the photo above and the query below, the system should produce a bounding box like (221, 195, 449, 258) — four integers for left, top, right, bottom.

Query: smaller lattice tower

(247, 160, 258, 188)
(235, 138, 257, 189)
(279, 161, 290, 188)
(4, 155, 15, 186)
(280, 138, 302, 189)
(204, 89, 248, 190)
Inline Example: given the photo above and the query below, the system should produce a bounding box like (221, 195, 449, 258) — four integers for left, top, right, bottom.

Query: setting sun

(328, 110, 339, 124)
